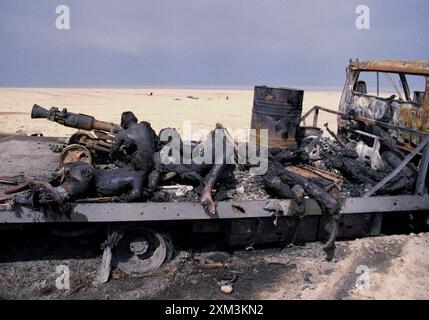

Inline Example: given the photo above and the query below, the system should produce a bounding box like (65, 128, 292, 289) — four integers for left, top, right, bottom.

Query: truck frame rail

(1, 194, 428, 224)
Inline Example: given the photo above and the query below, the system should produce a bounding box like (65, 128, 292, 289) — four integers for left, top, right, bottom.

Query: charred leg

(95, 169, 144, 202)
(264, 176, 296, 199)
(281, 171, 339, 216)
(378, 151, 417, 194)
(122, 175, 144, 202)
(323, 214, 341, 261)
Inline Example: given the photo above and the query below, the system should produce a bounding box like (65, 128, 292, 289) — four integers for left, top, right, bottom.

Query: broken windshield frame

(352, 71, 427, 107)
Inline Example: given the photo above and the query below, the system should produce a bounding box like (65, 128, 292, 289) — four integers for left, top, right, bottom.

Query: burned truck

(302, 60, 429, 196)
(0, 59, 428, 280)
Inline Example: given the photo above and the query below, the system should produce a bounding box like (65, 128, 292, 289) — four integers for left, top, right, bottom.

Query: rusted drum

(250, 86, 304, 149)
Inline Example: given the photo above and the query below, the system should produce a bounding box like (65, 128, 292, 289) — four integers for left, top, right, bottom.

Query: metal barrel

(250, 86, 304, 149)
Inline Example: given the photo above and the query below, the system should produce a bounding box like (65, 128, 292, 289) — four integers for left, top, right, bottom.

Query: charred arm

(201, 163, 225, 215)
(110, 132, 125, 158)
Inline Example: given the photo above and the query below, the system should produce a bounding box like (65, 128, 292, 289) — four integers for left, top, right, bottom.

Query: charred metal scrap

(310, 138, 417, 196)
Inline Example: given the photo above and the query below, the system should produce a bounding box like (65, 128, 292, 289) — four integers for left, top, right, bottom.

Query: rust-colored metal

(0, 176, 19, 185)
(59, 144, 93, 166)
(251, 86, 304, 149)
(69, 130, 114, 154)
(285, 165, 343, 191)
(301, 165, 343, 188)
(75, 196, 120, 203)
(0, 175, 28, 185)
(31, 104, 121, 133)
(1, 175, 44, 195)
(5, 181, 31, 194)
(0, 194, 12, 203)
(349, 60, 429, 76)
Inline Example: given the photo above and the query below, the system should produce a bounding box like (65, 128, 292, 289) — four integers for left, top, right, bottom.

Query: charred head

(121, 111, 138, 129)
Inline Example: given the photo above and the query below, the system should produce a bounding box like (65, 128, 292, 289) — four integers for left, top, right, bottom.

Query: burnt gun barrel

(31, 104, 121, 133)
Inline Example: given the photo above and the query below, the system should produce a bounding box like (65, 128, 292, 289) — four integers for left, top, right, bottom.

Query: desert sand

(1, 230, 428, 299)
(0, 88, 341, 139)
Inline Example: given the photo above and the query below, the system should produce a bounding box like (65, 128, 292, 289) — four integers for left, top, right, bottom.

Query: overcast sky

(0, 0, 428, 88)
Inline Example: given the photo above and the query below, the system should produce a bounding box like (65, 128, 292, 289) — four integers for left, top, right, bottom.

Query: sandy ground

(0, 88, 341, 139)
(0, 230, 427, 300)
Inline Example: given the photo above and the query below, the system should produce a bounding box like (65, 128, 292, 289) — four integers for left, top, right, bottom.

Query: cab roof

(348, 60, 429, 76)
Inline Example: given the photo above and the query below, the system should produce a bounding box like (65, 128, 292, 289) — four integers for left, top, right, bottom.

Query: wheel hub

(129, 237, 149, 255)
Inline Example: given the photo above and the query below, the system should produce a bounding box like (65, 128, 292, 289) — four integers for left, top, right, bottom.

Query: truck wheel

(111, 224, 174, 277)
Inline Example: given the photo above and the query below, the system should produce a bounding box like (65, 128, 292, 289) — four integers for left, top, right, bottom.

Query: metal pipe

(351, 130, 383, 140)
(312, 108, 319, 127)
(31, 104, 121, 133)
(400, 73, 411, 102)
(301, 105, 428, 138)
(377, 72, 379, 96)
(96, 140, 113, 148)
(91, 145, 111, 153)
(300, 106, 317, 122)
(415, 143, 429, 194)
(324, 122, 346, 147)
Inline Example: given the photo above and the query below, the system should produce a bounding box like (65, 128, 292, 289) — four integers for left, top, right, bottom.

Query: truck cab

(338, 60, 429, 150)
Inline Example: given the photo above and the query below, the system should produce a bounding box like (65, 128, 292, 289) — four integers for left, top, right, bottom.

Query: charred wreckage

(0, 60, 429, 281)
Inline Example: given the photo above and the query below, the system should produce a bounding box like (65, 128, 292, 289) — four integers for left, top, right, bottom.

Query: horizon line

(0, 84, 345, 91)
